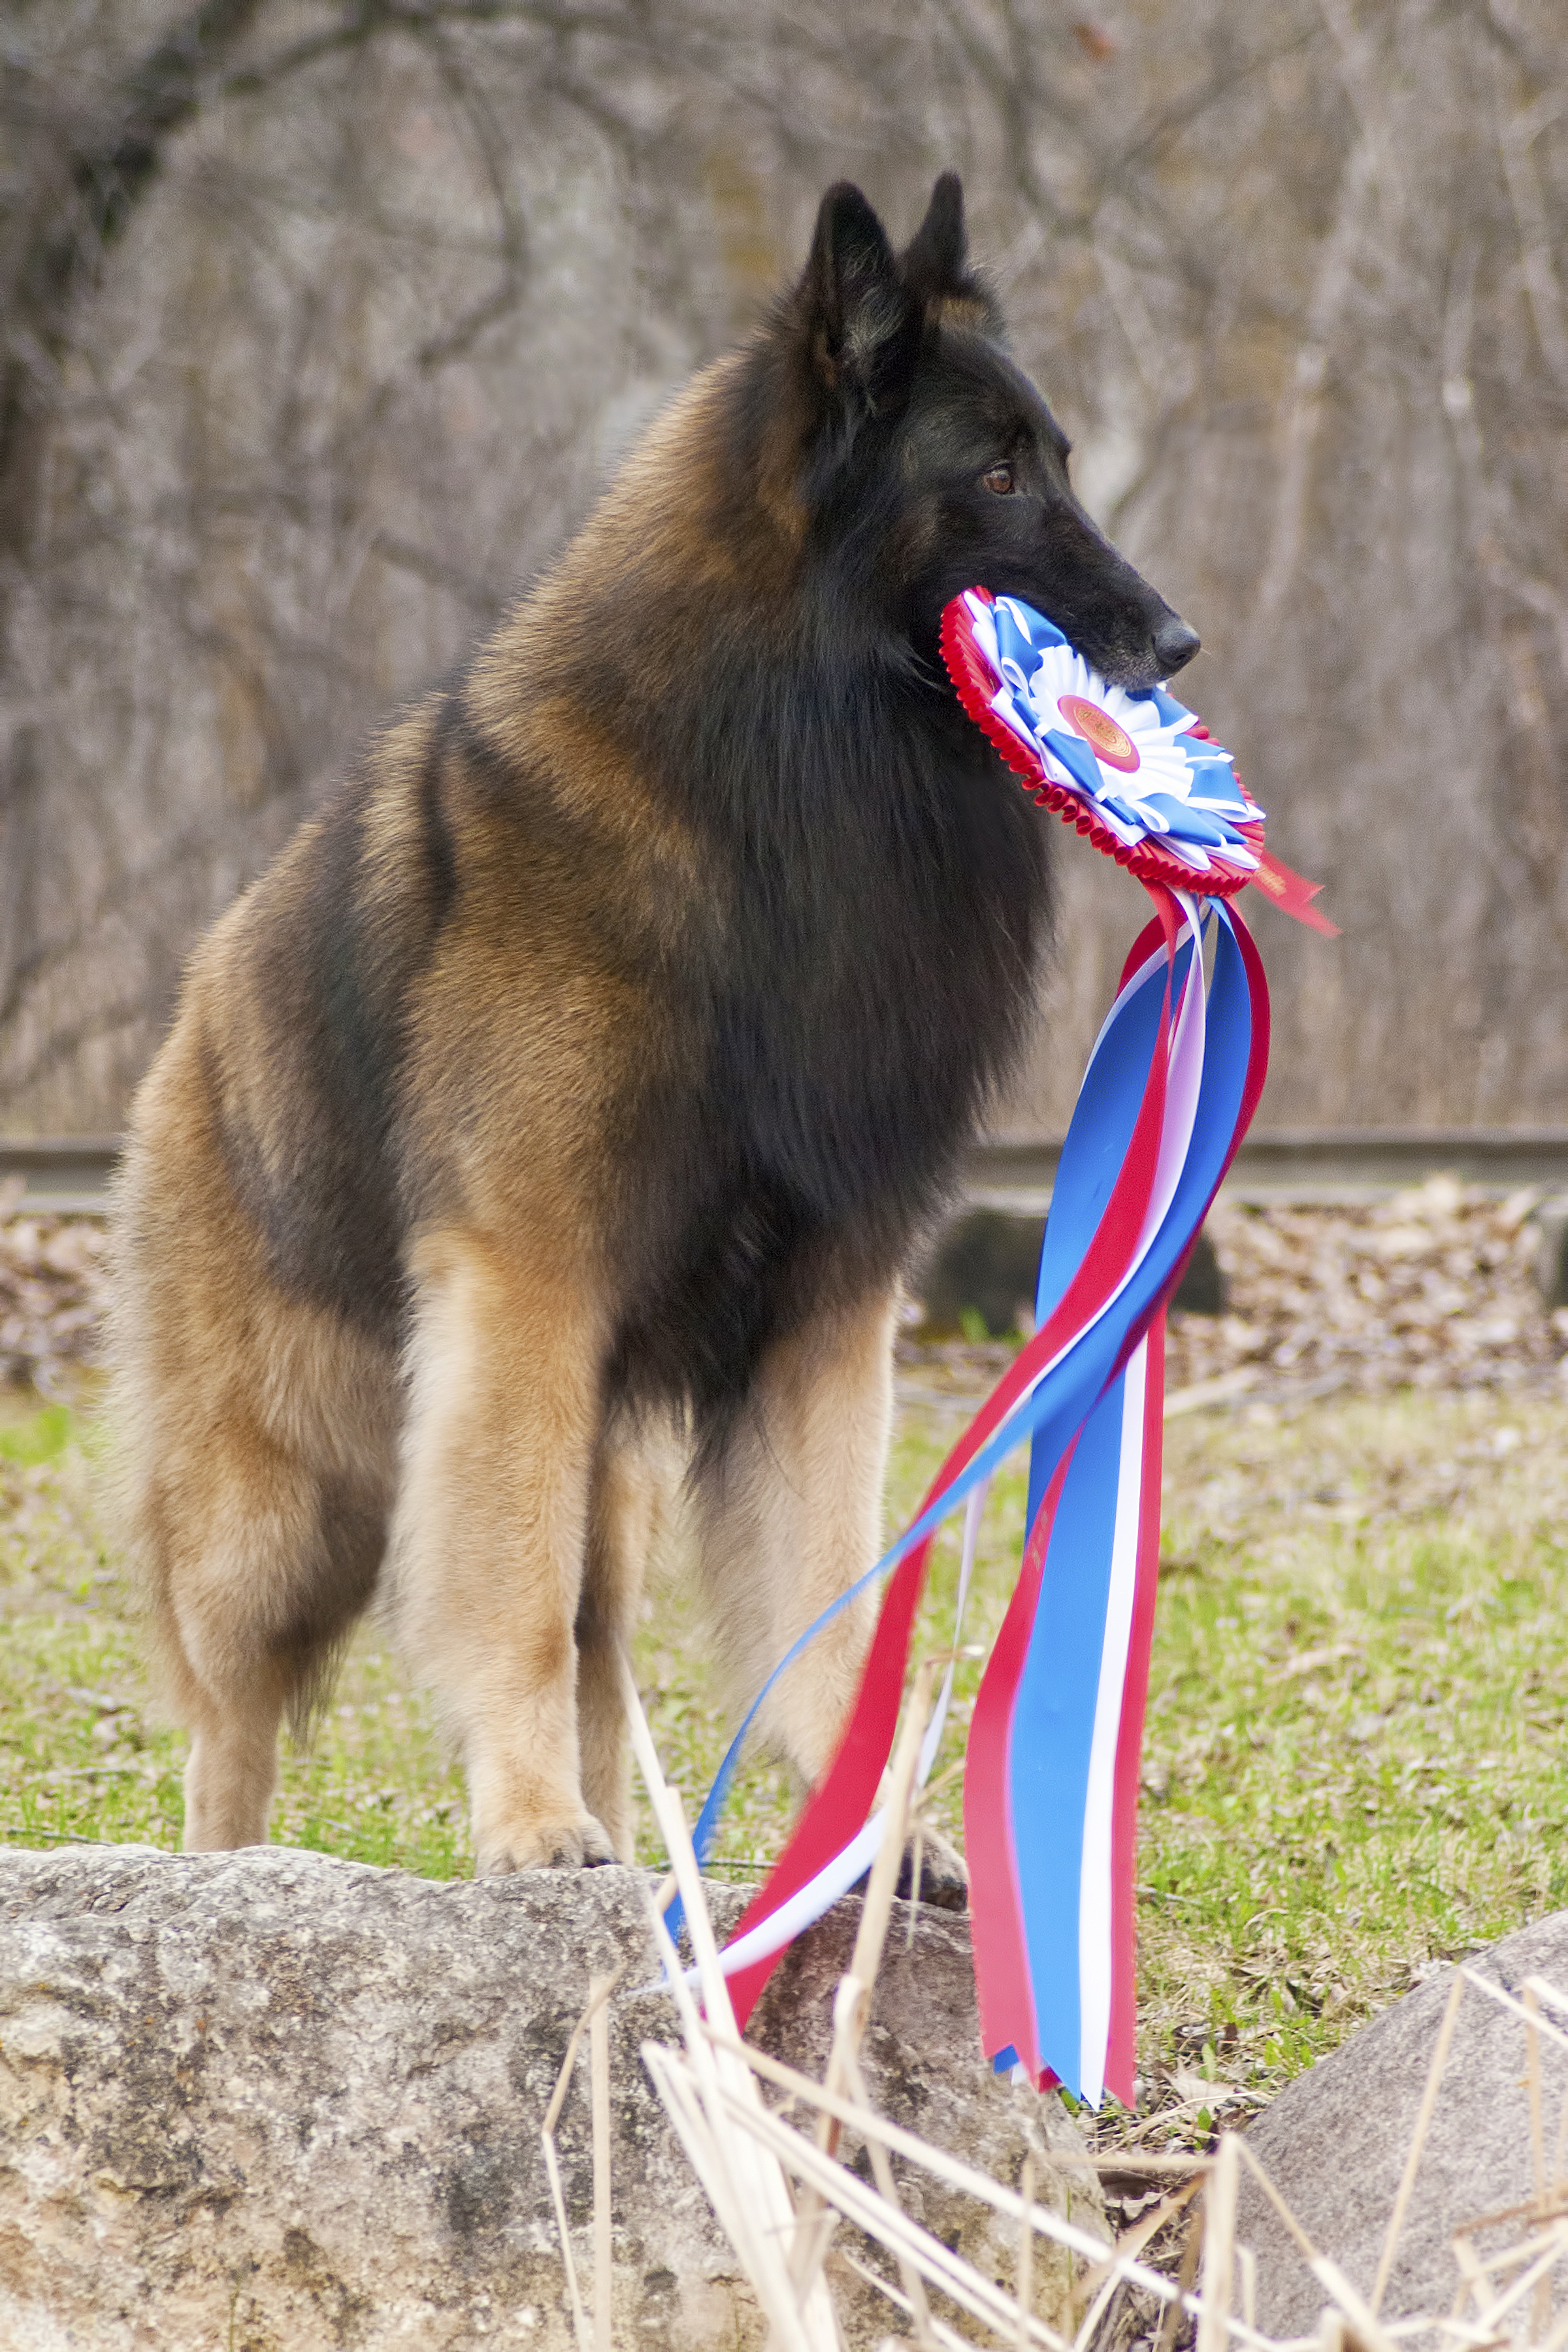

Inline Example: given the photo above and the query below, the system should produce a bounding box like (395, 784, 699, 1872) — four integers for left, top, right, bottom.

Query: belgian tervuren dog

(112, 174, 1200, 1872)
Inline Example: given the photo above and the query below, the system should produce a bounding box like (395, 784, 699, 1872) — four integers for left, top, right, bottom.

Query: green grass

(1132, 1386, 1568, 2118)
(5, 1373, 1568, 2124)
(0, 1394, 475, 1877)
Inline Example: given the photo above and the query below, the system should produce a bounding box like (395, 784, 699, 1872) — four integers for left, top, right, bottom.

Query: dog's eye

(983, 463, 1017, 496)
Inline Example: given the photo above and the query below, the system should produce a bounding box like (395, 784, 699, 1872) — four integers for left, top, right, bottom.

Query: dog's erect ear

(901, 172, 999, 331)
(799, 182, 921, 419)
(902, 172, 968, 299)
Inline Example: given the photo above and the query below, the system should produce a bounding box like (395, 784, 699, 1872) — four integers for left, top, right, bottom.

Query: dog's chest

(609, 783, 1047, 1426)
(714, 791, 1044, 1209)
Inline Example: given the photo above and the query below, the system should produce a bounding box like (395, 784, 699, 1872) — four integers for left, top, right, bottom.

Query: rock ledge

(0, 1843, 1092, 2349)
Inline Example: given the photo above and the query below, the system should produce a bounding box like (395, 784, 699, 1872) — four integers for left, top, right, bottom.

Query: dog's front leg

(391, 1228, 615, 1872)
(696, 1284, 970, 1910)
(696, 1287, 896, 1784)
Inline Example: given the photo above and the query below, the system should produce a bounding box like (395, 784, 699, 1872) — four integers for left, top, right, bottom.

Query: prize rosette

(941, 585, 1263, 893)
(662, 583, 1334, 2112)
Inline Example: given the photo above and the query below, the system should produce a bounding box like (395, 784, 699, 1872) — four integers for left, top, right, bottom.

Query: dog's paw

(853, 1827, 970, 1912)
(894, 1827, 969, 1912)
(476, 1813, 619, 1874)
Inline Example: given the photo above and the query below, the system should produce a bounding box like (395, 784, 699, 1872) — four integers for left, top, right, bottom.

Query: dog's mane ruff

(470, 328, 1053, 1439)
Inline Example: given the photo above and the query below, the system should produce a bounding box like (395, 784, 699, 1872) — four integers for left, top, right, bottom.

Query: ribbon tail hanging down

(715, 890, 1192, 2031)
(714, 889, 1189, 2032)
(697, 892, 1269, 2093)
(972, 900, 1270, 2103)
(965, 902, 1206, 2095)
(670, 907, 1188, 1966)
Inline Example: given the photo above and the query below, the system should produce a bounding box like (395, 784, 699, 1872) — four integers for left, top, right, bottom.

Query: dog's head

(767, 174, 1198, 692)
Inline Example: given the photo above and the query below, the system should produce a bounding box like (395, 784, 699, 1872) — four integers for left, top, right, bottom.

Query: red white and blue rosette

(942, 587, 1262, 891)
(943, 585, 1335, 929)
(660, 589, 1333, 2111)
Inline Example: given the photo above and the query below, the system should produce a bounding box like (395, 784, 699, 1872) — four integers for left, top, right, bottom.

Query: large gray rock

(0, 1844, 1095, 2350)
(1237, 1910, 1568, 2337)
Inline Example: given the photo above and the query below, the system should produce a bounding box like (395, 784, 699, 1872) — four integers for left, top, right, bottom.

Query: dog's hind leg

(390, 1228, 614, 1874)
(167, 1445, 390, 1850)
(114, 1070, 401, 1852)
(694, 1287, 896, 1788)
(120, 1298, 398, 1852)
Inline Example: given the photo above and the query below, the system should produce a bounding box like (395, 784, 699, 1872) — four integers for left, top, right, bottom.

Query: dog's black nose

(1153, 615, 1200, 677)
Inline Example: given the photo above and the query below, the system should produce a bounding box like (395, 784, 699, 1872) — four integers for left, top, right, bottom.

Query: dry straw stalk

(529, 1652, 1568, 2351)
